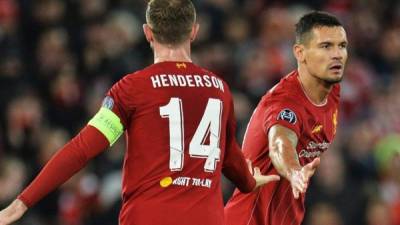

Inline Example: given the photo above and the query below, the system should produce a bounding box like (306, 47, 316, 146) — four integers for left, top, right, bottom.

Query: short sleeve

(262, 98, 303, 138)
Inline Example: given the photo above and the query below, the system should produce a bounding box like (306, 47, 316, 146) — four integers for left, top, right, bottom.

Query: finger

(246, 159, 253, 175)
(292, 187, 299, 199)
(303, 158, 320, 179)
(307, 157, 320, 170)
(254, 174, 280, 188)
(292, 177, 307, 193)
(255, 174, 280, 184)
(254, 167, 261, 176)
(291, 172, 306, 192)
(259, 174, 280, 183)
(304, 168, 316, 181)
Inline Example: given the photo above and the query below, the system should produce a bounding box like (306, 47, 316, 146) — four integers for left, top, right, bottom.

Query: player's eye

(339, 43, 347, 49)
(320, 43, 330, 49)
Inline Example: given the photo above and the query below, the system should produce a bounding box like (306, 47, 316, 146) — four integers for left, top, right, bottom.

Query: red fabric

(222, 99, 255, 193)
(106, 61, 254, 225)
(18, 125, 109, 207)
(225, 71, 340, 225)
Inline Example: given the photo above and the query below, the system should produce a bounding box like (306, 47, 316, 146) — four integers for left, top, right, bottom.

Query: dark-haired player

(0, 1, 279, 225)
(224, 11, 348, 225)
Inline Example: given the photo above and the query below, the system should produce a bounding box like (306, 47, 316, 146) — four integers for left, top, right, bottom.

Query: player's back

(108, 61, 233, 225)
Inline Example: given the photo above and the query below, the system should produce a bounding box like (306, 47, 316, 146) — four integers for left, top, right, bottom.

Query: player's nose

(331, 46, 344, 60)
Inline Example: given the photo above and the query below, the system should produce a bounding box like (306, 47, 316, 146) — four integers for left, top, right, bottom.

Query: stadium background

(0, 0, 399, 224)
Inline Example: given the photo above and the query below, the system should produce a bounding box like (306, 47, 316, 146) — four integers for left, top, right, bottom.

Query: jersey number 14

(160, 98, 222, 173)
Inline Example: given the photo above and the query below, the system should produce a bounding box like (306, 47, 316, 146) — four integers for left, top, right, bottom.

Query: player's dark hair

(146, 0, 196, 46)
(295, 11, 342, 44)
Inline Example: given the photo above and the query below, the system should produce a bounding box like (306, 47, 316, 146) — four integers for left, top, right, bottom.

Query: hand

(0, 199, 28, 225)
(247, 160, 280, 190)
(288, 157, 320, 199)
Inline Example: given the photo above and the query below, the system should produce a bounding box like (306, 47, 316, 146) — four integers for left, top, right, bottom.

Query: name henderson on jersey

(150, 74, 224, 92)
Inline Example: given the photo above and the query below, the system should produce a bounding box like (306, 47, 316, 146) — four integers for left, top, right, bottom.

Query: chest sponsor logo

(299, 141, 330, 158)
(277, 108, 297, 124)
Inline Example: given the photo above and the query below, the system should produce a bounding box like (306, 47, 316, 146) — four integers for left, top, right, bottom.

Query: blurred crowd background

(0, 0, 400, 224)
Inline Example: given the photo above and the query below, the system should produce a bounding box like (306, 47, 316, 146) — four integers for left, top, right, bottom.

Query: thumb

(256, 174, 280, 187)
(306, 157, 320, 170)
(303, 157, 320, 180)
(261, 174, 280, 183)
(254, 167, 280, 188)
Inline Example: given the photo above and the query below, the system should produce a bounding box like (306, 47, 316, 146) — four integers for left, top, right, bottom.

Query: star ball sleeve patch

(277, 108, 297, 124)
(102, 96, 115, 110)
(88, 107, 124, 146)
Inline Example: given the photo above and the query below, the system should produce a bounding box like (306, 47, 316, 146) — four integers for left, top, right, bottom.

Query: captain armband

(88, 107, 124, 146)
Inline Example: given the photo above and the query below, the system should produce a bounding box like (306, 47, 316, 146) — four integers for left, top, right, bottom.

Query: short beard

(323, 76, 343, 85)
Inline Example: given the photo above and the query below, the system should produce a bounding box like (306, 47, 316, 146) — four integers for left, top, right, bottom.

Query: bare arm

(268, 124, 320, 199)
(268, 124, 301, 178)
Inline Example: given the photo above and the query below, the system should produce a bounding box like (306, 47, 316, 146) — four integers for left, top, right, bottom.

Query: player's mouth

(328, 64, 343, 73)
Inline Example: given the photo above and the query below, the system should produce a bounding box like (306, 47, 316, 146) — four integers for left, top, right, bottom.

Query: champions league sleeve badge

(277, 108, 297, 124)
(102, 96, 114, 110)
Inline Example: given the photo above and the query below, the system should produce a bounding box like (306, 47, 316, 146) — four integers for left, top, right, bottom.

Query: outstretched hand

(0, 199, 28, 225)
(247, 160, 280, 190)
(288, 157, 320, 199)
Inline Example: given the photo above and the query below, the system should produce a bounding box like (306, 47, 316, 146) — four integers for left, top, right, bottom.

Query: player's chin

(324, 74, 343, 84)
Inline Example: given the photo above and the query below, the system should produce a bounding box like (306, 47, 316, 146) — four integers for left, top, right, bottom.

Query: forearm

(18, 126, 108, 207)
(269, 140, 301, 179)
(268, 125, 300, 180)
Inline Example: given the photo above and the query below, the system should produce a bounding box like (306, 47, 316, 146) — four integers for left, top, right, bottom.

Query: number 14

(160, 98, 222, 173)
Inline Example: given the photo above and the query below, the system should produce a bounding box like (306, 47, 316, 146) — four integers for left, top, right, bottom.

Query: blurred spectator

(366, 199, 394, 225)
(6, 92, 43, 160)
(374, 135, 400, 225)
(306, 147, 367, 225)
(307, 202, 344, 225)
(0, 157, 26, 207)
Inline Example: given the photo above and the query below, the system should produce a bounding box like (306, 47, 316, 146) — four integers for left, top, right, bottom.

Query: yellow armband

(88, 107, 124, 146)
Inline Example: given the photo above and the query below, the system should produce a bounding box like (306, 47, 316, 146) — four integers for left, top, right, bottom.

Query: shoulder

(195, 64, 233, 95)
(108, 69, 151, 103)
(262, 72, 303, 106)
(114, 68, 150, 88)
(257, 72, 307, 120)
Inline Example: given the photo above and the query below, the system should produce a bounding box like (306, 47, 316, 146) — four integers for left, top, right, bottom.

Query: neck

(297, 65, 333, 105)
(153, 41, 192, 64)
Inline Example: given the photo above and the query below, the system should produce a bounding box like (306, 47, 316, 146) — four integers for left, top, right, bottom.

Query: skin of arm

(268, 124, 320, 199)
(268, 124, 301, 178)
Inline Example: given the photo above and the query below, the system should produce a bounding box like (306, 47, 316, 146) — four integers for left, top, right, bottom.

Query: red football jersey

(106, 61, 251, 225)
(224, 70, 340, 225)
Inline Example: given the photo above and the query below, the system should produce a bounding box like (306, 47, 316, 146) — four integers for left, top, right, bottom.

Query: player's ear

(190, 23, 200, 42)
(293, 44, 305, 63)
(143, 24, 154, 43)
